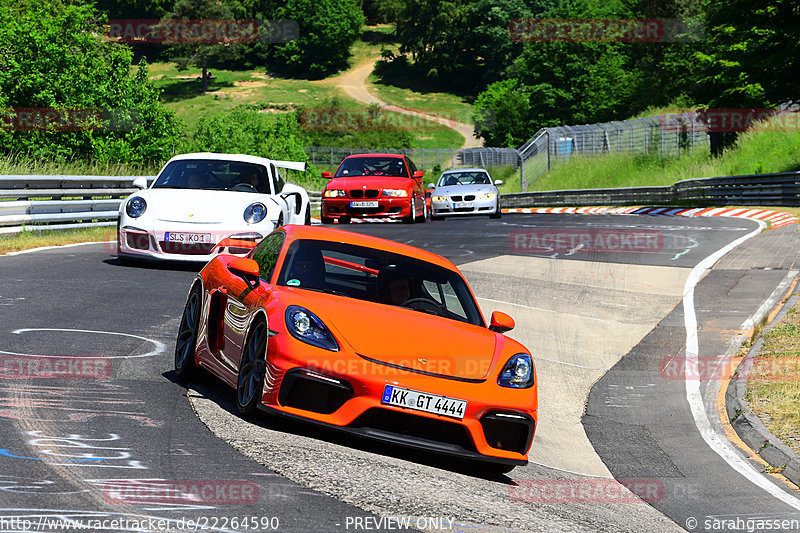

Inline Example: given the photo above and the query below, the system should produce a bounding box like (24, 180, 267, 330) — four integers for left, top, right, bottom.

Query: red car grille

(159, 241, 216, 255)
(349, 189, 380, 199)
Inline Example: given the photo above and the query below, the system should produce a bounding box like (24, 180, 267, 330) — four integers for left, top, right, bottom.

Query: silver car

(428, 168, 503, 220)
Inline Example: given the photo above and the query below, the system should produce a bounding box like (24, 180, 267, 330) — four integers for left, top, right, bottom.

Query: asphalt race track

(0, 213, 799, 532)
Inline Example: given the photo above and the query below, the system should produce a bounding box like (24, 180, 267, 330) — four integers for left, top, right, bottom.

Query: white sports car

(428, 168, 503, 220)
(117, 152, 311, 262)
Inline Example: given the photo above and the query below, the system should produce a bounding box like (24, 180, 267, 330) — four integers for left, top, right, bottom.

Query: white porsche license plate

(381, 385, 467, 419)
(454, 202, 473, 209)
(350, 201, 379, 208)
(164, 232, 212, 243)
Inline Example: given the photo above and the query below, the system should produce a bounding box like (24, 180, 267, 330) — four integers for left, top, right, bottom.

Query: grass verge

(0, 226, 115, 255)
(529, 127, 800, 191)
(745, 300, 800, 456)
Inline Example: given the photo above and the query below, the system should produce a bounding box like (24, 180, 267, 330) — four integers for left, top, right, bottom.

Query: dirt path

(327, 56, 483, 150)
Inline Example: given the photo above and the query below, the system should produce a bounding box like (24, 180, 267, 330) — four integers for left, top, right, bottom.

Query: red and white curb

(311, 217, 407, 225)
(504, 207, 799, 229)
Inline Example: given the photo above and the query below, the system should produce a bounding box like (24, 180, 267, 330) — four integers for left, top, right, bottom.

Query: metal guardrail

(0, 172, 797, 235)
(0, 176, 322, 235)
(0, 175, 152, 235)
(501, 172, 800, 208)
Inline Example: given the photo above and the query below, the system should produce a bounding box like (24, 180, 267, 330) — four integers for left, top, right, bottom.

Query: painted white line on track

(7, 329, 166, 359)
(525, 460, 614, 479)
(3, 241, 113, 257)
(475, 296, 623, 325)
(682, 219, 800, 511)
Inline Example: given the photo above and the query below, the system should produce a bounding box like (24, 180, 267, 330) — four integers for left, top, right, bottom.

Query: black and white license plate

(350, 201, 379, 208)
(454, 201, 473, 209)
(381, 385, 467, 419)
(164, 232, 212, 243)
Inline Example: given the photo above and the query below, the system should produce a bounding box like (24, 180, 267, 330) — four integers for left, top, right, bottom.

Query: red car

(320, 154, 427, 223)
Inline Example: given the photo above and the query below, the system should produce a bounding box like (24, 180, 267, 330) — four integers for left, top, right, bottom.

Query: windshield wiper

(298, 286, 350, 297)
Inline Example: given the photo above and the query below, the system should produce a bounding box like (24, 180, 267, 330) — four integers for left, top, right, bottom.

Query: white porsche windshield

(153, 159, 271, 194)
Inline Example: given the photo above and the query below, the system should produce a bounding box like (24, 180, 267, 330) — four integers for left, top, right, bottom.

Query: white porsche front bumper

(118, 220, 269, 262)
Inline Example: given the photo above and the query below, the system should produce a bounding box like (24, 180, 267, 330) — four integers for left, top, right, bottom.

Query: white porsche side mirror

(133, 176, 148, 189)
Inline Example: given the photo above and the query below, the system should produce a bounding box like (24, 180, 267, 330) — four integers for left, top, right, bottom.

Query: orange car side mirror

(412, 170, 424, 178)
(489, 311, 515, 333)
(322, 171, 332, 179)
(228, 257, 261, 289)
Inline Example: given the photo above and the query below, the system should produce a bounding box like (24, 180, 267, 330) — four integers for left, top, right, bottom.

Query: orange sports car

(174, 225, 537, 471)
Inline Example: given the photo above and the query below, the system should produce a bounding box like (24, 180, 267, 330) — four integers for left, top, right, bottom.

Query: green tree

(273, 0, 364, 77)
(160, 0, 248, 94)
(472, 78, 532, 146)
(695, 0, 800, 154)
(0, 1, 180, 163)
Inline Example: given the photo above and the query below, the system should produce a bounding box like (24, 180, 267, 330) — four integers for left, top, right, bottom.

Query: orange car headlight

(285, 305, 339, 352)
(498, 353, 534, 388)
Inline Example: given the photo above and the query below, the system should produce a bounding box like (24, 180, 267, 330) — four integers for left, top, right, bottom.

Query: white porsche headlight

(243, 202, 267, 224)
(126, 196, 147, 218)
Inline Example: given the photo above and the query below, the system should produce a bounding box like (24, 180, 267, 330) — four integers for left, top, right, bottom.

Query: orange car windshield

(334, 157, 408, 178)
(277, 239, 485, 327)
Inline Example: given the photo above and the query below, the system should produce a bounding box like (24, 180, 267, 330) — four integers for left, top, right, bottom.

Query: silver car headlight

(479, 192, 496, 201)
(243, 202, 267, 224)
(432, 195, 447, 202)
(126, 196, 147, 218)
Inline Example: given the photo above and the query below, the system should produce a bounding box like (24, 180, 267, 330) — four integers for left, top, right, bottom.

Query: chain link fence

(304, 147, 461, 172)
(517, 113, 710, 189)
(305, 113, 711, 190)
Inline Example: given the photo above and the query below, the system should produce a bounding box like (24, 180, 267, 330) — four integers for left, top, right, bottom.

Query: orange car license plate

(381, 385, 466, 419)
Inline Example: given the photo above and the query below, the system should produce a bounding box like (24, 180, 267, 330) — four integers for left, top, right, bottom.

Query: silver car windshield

(438, 171, 492, 187)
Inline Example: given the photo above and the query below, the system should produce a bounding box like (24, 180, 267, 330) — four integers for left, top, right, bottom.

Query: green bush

(186, 105, 311, 163)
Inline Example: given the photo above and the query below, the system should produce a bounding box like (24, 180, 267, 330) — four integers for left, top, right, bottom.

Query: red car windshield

(277, 239, 485, 327)
(334, 157, 408, 178)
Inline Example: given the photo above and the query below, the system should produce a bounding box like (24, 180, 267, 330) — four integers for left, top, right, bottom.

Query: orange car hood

(313, 296, 497, 380)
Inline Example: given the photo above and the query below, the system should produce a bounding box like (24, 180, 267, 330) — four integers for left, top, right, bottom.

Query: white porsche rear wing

(272, 160, 307, 172)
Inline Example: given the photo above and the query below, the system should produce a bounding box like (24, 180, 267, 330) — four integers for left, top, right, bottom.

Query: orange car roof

(281, 225, 456, 271)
